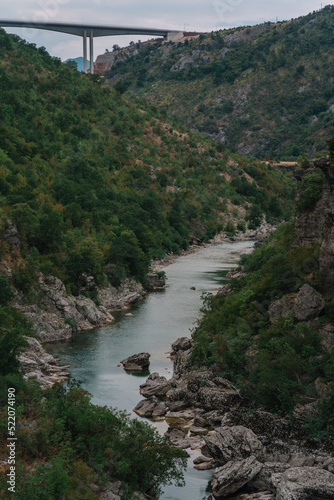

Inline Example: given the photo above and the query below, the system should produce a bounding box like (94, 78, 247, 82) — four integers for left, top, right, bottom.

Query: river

(45, 240, 254, 500)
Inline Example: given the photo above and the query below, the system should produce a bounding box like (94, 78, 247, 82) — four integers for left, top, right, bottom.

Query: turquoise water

(45, 241, 254, 500)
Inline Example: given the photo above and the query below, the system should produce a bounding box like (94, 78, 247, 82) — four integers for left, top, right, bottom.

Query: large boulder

(171, 337, 193, 353)
(166, 378, 193, 406)
(120, 352, 150, 371)
(211, 456, 263, 498)
(248, 462, 291, 491)
(139, 372, 172, 397)
(133, 397, 166, 418)
(269, 284, 324, 323)
(294, 284, 325, 321)
(173, 348, 192, 377)
(145, 273, 165, 290)
(164, 426, 192, 449)
(204, 425, 265, 465)
(197, 386, 240, 411)
(273, 467, 334, 500)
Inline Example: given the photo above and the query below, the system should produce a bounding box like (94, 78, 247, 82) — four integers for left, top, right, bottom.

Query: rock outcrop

(98, 279, 145, 310)
(134, 336, 334, 499)
(204, 426, 265, 465)
(211, 456, 263, 497)
(133, 396, 167, 418)
(120, 352, 150, 371)
(145, 273, 166, 290)
(272, 467, 334, 500)
(16, 276, 145, 342)
(269, 284, 325, 323)
(293, 283, 325, 321)
(139, 372, 172, 397)
(2, 220, 20, 250)
(19, 336, 70, 389)
(17, 276, 115, 341)
(295, 157, 334, 297)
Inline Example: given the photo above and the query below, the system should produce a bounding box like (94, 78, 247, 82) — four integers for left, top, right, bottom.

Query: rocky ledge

(19, 336, 70, 389)
(120, 352, 151, 371)
(14, 276, 145, 389)
(15, 275, 145, 343)
(134, 337, 334, 500)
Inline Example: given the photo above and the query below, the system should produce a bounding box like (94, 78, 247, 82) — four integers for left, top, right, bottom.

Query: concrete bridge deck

(0, 20, 178, 73)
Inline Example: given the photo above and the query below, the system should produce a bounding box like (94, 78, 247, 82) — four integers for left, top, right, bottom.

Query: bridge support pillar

(90, 30, 94, 74)
(83, 30, 87, 73)
(166, 30, 181, 41)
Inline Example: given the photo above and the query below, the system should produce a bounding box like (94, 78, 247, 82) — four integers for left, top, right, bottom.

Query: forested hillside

(0, 28, 297, 498)
(106, 6, 334, 159)
(191, 152, 334, 441)
(0, 28, 294, 297)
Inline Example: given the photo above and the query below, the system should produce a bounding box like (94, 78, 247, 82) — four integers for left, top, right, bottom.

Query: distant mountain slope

(0, 28, 294, 295)
(105, 6, 334, 160)
(64, 56, 90, 71)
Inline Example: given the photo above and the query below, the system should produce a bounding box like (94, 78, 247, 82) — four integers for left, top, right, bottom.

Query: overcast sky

(1, 1, 330, 62)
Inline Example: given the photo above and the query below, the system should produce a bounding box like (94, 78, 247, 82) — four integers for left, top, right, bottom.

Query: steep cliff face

(294, 157, 334, 297)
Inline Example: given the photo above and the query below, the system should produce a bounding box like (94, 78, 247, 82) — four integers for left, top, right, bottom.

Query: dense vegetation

(107, 6, 334, 159)
(0, 263, 187, 499)
(0, 28, 294, 297)
(0, 377, 187, 499)
(0, 26, 298, 498)
(191, 219, 334, 439)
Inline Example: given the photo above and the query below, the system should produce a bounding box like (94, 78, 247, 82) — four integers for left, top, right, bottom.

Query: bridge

(0, 20, 179, 73)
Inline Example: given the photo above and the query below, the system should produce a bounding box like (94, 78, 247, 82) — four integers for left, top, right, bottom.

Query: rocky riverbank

(151, 221, 275, 271)
(15, 275, 145, 387)
(18, 336, 71, 389)
(15, 275, 146, 343)
(134, 337, 334, 500)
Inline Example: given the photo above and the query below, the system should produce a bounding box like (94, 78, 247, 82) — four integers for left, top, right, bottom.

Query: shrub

(0, 275, 13, 306)
(298, 170, 326, 210)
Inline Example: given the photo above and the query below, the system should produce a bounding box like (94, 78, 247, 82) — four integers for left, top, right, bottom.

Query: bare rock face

(171, 337, 193, 353)
(269, 284, 324, 323)
(133, 397, 166, 418)
(320, 323, 334, 353)
(294, 162, 330, 248)
(18, 275, 115, 341)
(18, 336, 70, 389)
(211, 456, 263, 498)
(145, 273, 166, 290)
(173, 348, 192, 377)
(120, 352, 150, 371)
(2, 220, 20, 250)
(16, 276, 146, 342)
(166, 378, 193, 405)
(204, 425, 265, 465)
(197, 386, 241, 411)
(98, 279, 145, 310)
(38, 276, 115, 331)
(139, 372, 172, 397)
(273, 467, 334, 500)
(18, 305, 72, 342)
(248, 462, 291, 491)
(293, 284, 325, 321)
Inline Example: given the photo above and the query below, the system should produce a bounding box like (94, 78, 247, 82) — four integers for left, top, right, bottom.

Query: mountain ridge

(104, 6, 334, 159)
